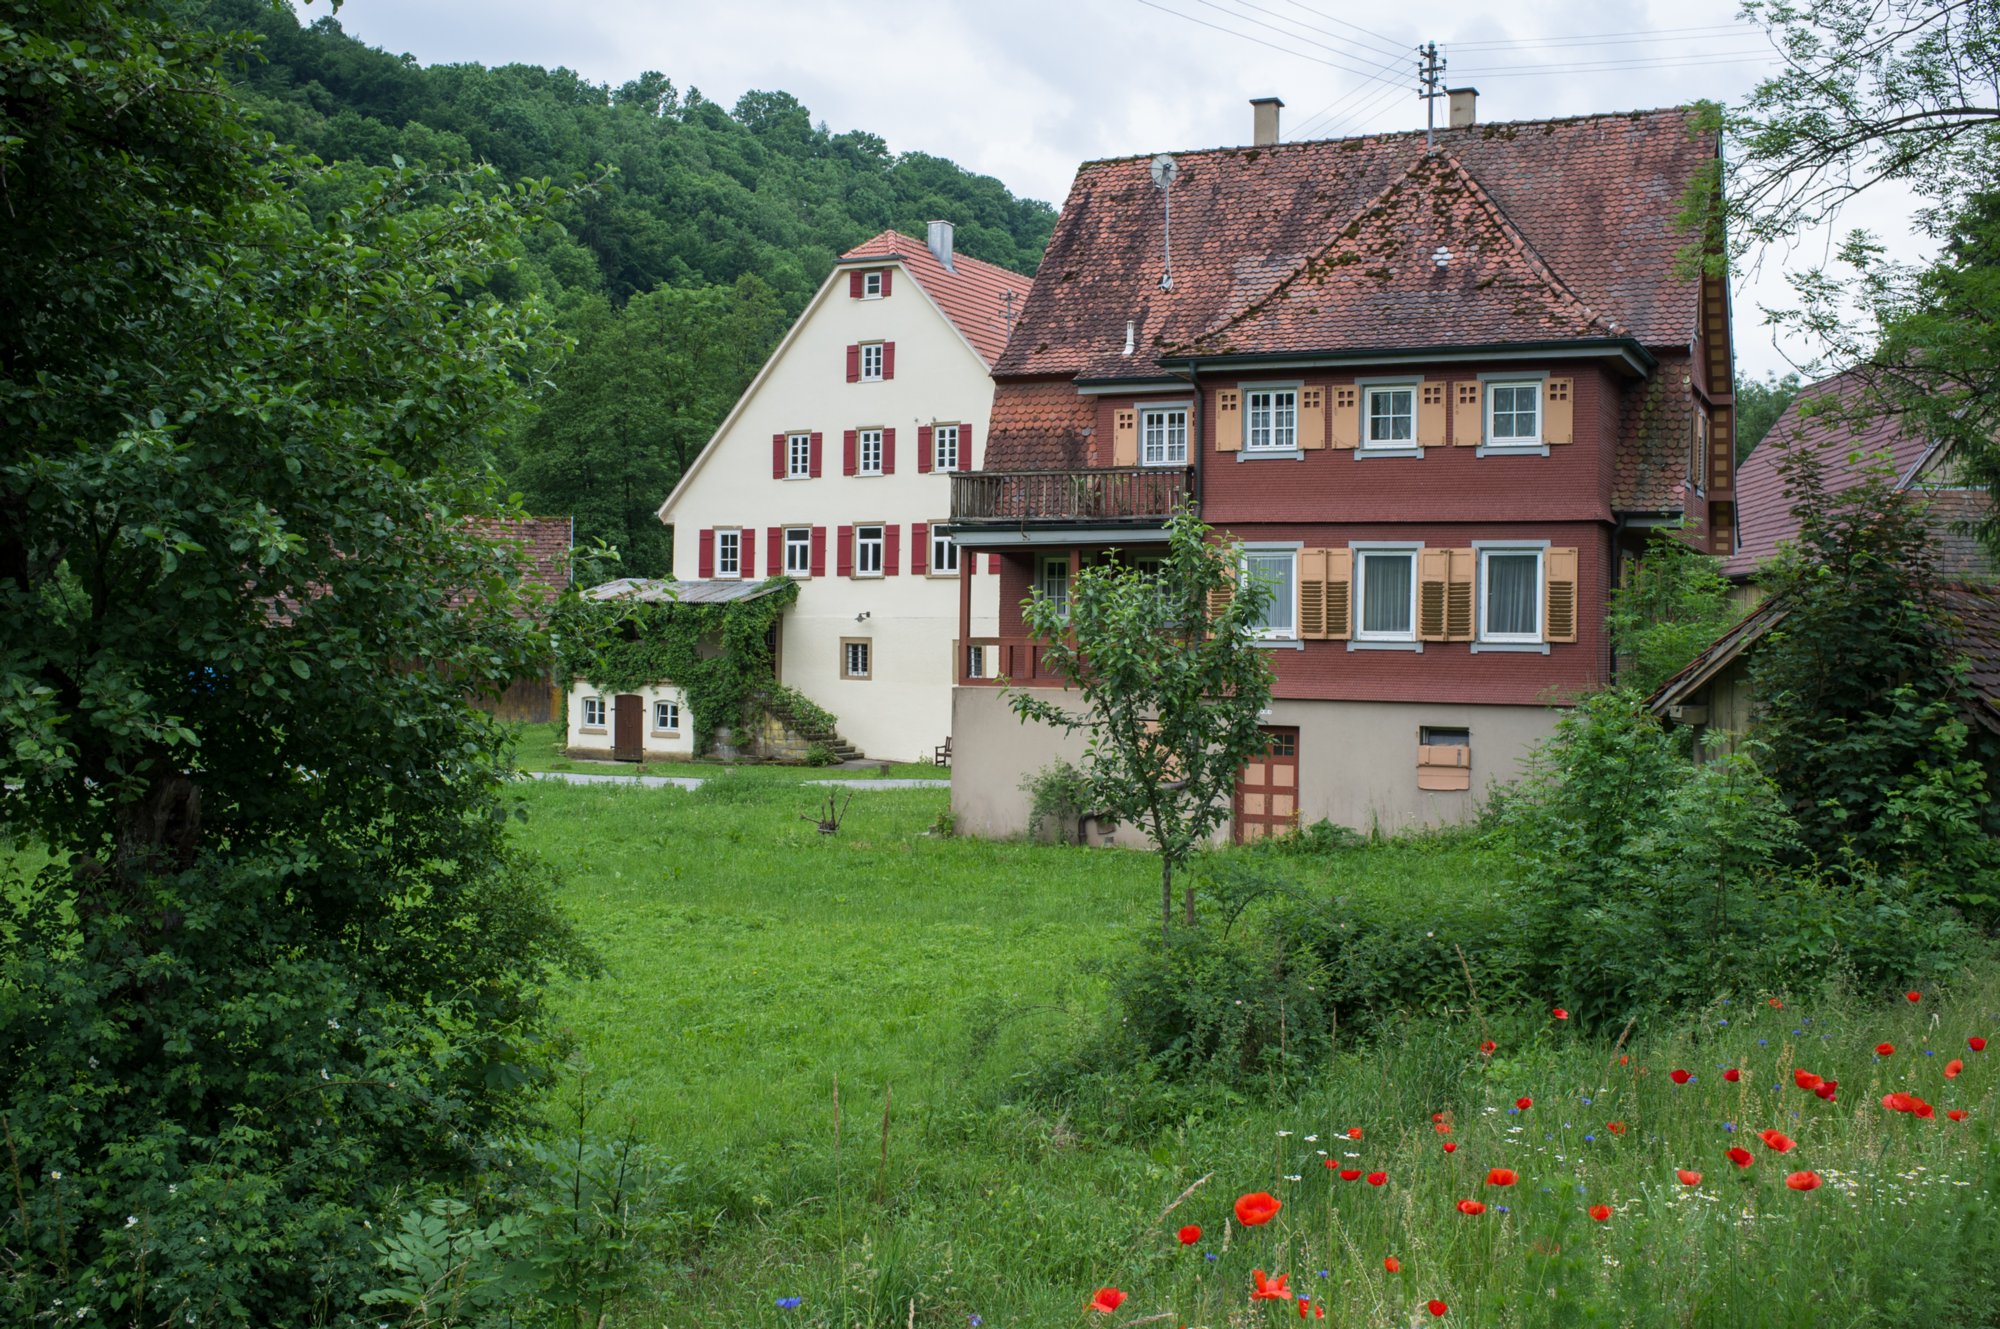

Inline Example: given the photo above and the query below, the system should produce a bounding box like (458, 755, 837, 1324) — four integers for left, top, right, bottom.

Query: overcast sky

(306, 0, 1930, 379)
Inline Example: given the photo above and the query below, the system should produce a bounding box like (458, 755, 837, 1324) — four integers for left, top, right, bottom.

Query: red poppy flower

(1727, 1147, 1754, 1168)
(1913, 1098, 1936, 1119)
(1606, 1121, 1627, 1135)
(1759, 1129, 1796, 1153)
(1793, 1069, 1823, 1091)
(1428, 1300, 1449, 1317)
(1769, 998, 1784, 1009)
(1516, 1096, 1534, 1111)
(1178, 1224, 1201, 1245)
(1431, 1112, 1446, 1122)
(1456, 1199, 1486, 1215)
(1324, 1158, 1340, 1169)
(1883, 1091, 1917, 1113)
(1367, 1171, 1387, 1187)
(1298, 1299, 1309, 1320)
(1785, 1170, 1822, 1191)
(1876, 1042, 1896, 1056)
(1479, 1040, 1497, 1057)
(1315, 1308, 1324, 1321)
(1907, 991, 1922, 1003)
(1813, 1080, 1839, 1102)
(1340, 1168, 1362, 1182)
(1434, 1122, 1453, 1135)
(1723, 1068, 1741, 1083)
(1251, 1270, 1291, 1301)
(1589, 1204, 1612, 1221)
(1676, 1169, 1703, 1186)
(1946, 1059, 1964, 1079)
(1670, 1069, 1692, 1084)
(1948, 1109, 1969, 1122)
(1235, 1192, 1281, 1226)
(1972, 1037, 1989, 1052)
(1088, 1288, 1126, 1314)
(1486, 1168, 1517, 1187)
(1442, 1142, 1458, 1153)
(1347, 1127, 1364, 1140)
(1619, 1054, 1630, 1065)
(1383, 1256, 1401, 1273)
(1552, 1008, 1569, 1020)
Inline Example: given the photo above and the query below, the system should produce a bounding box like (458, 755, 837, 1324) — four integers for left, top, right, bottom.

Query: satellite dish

(1150, 153, 1180, 189)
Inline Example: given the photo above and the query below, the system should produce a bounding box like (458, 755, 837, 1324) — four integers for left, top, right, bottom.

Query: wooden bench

(933, 737, 952, 767)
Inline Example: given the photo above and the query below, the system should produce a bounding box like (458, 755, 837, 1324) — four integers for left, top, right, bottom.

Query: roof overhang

(583, 577, 794, 606)
(1073, 375, 1191, 395)
(1645, 601, 1787, 714)
(1156, 338, 1657, 378)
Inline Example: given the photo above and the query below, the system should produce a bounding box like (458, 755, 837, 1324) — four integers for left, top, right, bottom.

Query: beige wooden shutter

(1545, 547, 1579, 643)
(1330, 386, 1359, 449)
(1298, 386, 1327, 450)
(1453, 382, 1481, 446)
(1445, 548, 1476, 641)
(1418, 381, 1448, 448)
(1418, 548, 1452, 641)
(1215, 390, 1242, 452)
(1299, 548, 1328, 637)
(1113, 408, 1138, 466)
(1545, 377, 1574, 445)
(1325, 548, 1352, 639)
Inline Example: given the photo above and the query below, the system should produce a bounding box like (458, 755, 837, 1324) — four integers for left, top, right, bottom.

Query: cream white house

(650, 224, 1029, 761)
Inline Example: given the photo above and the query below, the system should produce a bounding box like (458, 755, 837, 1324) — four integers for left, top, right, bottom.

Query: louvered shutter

(1298, 386, 1327, 449)
(767, 527, 783, 575)
(1299, 549, 1329, 638)
(1453, 382, 1481, 446)
(1417, 382, 1448, 448)
(810, 526, 827, 577)
(845, 345, 860, 383)
(958, 422, 973, 471)
(836, 525, 853, 578)
(882, 427, 896, 475)
(1544, 377, 1574, 445)
(849, 271, 864, 299)
(773, 433, 786, 478)
(1545, 547, 1579, 642)
(917, 425, 933, 473)
(842, 430, 858, 476)
(1445, 549, 1475, 641)
(1207, 562, 1235, 619)
(1113, 408, 1138, 465)
(740, 528, 756, 578)
(697, 529, 714, 579)
(1418, 548, 1452, 641)
(884, 524, 900, 576)
(809, 432, 823, 477)
(911, 522, 929, 575)
(880, 268, 892, 298)
(1215, 390, 1242, 451)
(1330, 386, 1359, 449)
(882, 342, 896, 379)
(1324, 548, 1352, 639)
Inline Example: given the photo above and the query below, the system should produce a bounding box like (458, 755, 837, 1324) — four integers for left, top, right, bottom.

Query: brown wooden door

(612, 694, 644, 762)
(1234, 727, 1300, 843)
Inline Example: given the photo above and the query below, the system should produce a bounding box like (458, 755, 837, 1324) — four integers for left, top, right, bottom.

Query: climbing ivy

(551, 580, 801, 752)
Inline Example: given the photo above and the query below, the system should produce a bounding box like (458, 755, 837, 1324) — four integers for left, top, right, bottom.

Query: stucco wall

(565, 683, 695, 760)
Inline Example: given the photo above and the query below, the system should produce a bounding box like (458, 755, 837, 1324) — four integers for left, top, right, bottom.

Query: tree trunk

(1184, 880, 1195, 928)
(1161, 854, 1173, 949)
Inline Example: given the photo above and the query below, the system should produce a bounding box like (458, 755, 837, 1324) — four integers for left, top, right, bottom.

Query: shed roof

(583, 577, 792, 605)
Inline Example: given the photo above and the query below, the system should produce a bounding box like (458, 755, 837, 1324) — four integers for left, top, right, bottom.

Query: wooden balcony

(960, 637, 1067, 688)
(949, 466, 1191, 527)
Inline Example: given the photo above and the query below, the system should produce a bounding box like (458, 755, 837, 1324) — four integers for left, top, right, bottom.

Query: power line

(1450, 23, 1755, 50)
(1263, 0, 1412, 59)
(1130, 0, 1418, 87)
(1452, 50, 1776, 76)
(1286, 49, 1415, 139)
(1175, 0, 1417, 86)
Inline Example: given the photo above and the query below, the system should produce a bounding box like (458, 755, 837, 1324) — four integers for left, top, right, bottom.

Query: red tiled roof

(840, 230, 1034, 366)
(986, 376, 1098, 471)
(465, 516, 573, 608)
(1616, 349, 1697, 511)
(997, 107, 1711, 381)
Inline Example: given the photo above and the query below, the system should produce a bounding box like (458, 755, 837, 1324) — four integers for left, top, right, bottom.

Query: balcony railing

(960, 637, 1066, 688)
(950, 466, 1192, 526)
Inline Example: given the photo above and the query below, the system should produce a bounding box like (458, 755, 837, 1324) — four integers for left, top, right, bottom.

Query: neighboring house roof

(583, 577, 790, 605)
(840, 230, 1034, 367)
(465, 516, 572, 608)
(985, 375, 1098, 472)
(1723, 369, 1995, 578)
(1646, 597, 1786, 714)
(996, 107, 1709, 383)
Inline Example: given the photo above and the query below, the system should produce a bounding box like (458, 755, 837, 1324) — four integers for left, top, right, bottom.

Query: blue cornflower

(1722, 1121, 1738, 1132)
(1206, 1252, 1218, 1262)
(1582, 1097, 1593, 1106)
(1925, 1049, 1937, 1057)
(1508, 1107, 1521, 1115)
(971, 1318, 983, 1327)
(1719, 1019, 1729, 1025)
(1584, 1134, 1596, 1142)
(1317, 1271, 1329, 1278)
(1758, 1039, 1768, 1046)
(777, 1297, 803, 1310)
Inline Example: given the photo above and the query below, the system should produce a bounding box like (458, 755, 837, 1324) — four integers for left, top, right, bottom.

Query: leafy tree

(1735, 370, 1804, 459)
(1, 1, 584, 1317)
(1607, 529, 1744, 695)
(1008, 510, 1276, 946)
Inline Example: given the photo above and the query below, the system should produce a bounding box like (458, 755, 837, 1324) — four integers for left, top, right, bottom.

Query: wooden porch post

(957, 545, 973, 684)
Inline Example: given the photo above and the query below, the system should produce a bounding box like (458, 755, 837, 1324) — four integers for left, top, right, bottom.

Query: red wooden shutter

(882, 341, 896, 380)
(845, 344, 860, 383)
(884, 524, 901, 576)
(809, 432, 823, 478)
(986, 554, 999, 574)
(880, 268, 892, 297)
(911, 522, 929, 575)
(842, 429, 858, 476)
(836, 525, 853, 578)
(740, 527, 756, 578)
(767, 527, 782, 574)
(697, 529, 714, 579)
(849, 270, 864, 298)
(958, 422, 974, 471)
(917, 425, 933, 473)
(810, 526, 826, 577)
(882, 427, 896, 475)
(772, 433, 785, 479)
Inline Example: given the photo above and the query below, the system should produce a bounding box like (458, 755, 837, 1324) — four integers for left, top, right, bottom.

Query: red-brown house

(944, 97, 1737, 838)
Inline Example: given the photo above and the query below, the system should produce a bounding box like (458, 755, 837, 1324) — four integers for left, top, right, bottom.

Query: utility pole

(1417, 42, 1446, 150)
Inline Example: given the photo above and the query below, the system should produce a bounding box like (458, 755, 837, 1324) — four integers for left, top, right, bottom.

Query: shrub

(1606, 526, 1743, 695)
(1021, 760, 1091, 844)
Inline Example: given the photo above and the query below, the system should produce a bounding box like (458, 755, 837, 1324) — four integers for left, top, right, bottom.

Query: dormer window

(863, 270, 883, 299)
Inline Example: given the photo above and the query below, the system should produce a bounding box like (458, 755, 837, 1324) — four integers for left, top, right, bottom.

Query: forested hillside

(197, 0, 1056, 572)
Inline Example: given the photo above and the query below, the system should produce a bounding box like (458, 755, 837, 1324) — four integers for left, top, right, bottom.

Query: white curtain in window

(1245, 552, 1294, 634)
(1486, 553, 1539, 636)
(1362, 553, 1412, 634)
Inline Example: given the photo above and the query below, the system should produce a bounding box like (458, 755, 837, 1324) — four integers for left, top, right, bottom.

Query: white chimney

(1448, 87, 1478, 128)
(927, 219, 955, 271)
(1250, 97, 1284, 146)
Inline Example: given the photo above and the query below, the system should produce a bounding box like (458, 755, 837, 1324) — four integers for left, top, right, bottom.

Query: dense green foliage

(1734, 369, 1803, 458)
(0, 2, 587, 1320)
(1606, 528, 1743, 696)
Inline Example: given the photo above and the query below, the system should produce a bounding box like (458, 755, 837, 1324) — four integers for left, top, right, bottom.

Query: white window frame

(929, 522, 959, 576)
(966, 643, 989, 679)
(787, 432, 812, 478)
(842, 639, 872, 680)
(1485, 381, 1543, 447)
(1036, 555, 1070, 617)
(1472, 540, 1550, 651)
(1240, 545, 1300, 641)
(862, 270, 883, 299)
(854, 524, 885, 578)
(860, 342, 885, 383)
(1243, 386, 1299, 452)
(784, 527, 812, 577)
(652, 699, 681, 733)
(1352, 544, 1422, 645)
(933, 424, 960, 472)
(1140, 403, 1190, 466)
(858, 428, 884, 476)
(1361, 383, 1417, 449)
(581, 695, 606, 729)
(715, 528, 741, 579)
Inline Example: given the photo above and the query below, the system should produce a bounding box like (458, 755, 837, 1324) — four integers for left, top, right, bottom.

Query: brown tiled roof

(1616, 349, 1696, 511)
(985, 376, 1097, 471)
(1927, 491, 1997, 579)
(997, 107, 1711, 381)
(466, 516, 572, 608)
(1943, 582, 2000, 734)
(840, 230, 1034, 366)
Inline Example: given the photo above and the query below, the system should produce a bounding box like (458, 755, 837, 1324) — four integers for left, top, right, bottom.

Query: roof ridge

(839, 228, 1034, 290)
(1434, 150, 1618, 336)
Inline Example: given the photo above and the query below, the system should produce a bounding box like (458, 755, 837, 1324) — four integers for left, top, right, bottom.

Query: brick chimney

(1448, 87, 1478, 128)
(1251, 97, 1284, 146)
